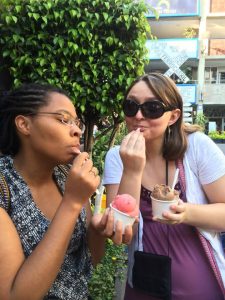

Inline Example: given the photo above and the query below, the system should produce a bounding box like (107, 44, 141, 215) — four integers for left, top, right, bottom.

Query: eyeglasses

(27, 112, 84, 130)
(122, 99, 175, 119)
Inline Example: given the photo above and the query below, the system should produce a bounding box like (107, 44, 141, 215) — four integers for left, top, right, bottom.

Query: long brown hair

(125, 73, 201, 160)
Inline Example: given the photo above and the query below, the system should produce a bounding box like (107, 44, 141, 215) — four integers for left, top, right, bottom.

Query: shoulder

(187, 130, 211, 145)
(104, 145, 122, 168)
(187, 131, 224, 156)
(105, 145, 120, 160)
(185, 131, 225, 184)
(103, 146, 123, 184)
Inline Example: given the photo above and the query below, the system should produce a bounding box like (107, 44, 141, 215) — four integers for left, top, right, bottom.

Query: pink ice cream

(112, 194, 139, 217)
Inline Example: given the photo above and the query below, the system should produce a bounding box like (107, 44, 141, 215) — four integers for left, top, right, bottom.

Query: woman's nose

(70, 125, 82, 137)
(135, 108, 144, 119)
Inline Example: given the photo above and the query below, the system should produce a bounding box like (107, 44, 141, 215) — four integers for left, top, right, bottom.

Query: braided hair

(0, 83, 68, 156)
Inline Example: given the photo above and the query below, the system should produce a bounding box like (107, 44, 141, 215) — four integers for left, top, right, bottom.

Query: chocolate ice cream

(152, 184, 179, 201)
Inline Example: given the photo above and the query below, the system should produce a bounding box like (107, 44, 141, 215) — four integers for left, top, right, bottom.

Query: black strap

(165, 160, 170, 255)
(166, 160, 169, 185)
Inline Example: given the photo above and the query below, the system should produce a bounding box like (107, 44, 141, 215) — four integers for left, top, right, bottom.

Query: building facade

(145, 0, 225, 131)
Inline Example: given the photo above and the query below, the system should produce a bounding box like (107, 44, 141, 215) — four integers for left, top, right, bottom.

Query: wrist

(183, 203, 192, 225)
(123, 169, 143, 179)
(62, 195, 84, 213)
(89, 222, 107, 240)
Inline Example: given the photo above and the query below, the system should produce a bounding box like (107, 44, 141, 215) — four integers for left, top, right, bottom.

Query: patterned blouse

(0, 156, 93, 300)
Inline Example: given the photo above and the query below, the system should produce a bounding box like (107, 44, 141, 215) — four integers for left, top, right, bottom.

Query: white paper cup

(110, 204, 136, 233)
(151, 196, 179, 220)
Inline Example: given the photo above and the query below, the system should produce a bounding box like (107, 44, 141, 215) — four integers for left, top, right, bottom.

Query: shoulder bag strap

(177, 159, 225, 295)
(57, 164, 70, 176)
(0, 172, 11, 213)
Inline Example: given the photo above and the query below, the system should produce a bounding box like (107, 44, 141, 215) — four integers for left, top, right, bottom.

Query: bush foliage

(88, 239, 127, 300)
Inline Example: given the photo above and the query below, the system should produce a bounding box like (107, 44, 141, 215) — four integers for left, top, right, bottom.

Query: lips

(71, 144, 81, 154)
(134, 126, 146, 132)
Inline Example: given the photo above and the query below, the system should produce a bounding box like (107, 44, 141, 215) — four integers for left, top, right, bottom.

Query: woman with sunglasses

(0, 83, 133, 300)
(103, 73, 225, 299)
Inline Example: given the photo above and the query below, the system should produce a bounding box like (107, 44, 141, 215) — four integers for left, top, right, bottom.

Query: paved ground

(114, 268, 127, 300)
(217, 143, 225, 154)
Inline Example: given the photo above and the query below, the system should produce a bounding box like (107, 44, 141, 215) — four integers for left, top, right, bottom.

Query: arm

(117, 129, 146, 204)
(86, 131, 146, 262)
(86, 196, 134, 260)
(85, 201, 107, 266)
(0, 198, 84, 300)
(166, 175, 225, 231)
(162, 133, 225, 231)
(0, 152, 100, 300)
(106, 183, 119, 207)
(104, 130, 146, 236)
(105, 130, 145, 206)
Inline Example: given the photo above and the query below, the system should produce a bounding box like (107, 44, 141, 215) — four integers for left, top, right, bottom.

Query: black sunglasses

(122, 99, 175, 119)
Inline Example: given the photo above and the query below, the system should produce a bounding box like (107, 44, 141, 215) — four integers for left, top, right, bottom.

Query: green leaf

(105, 2, 110, 9)
(69, 10, 76, 17)
(58, 39, 64, 48)
(73, 44, 78, 51)
(51, 62, 56, 70)
(12, 34, 20, 43)
(15, 5, 22, 13)
(12, 16, 18, 23)
(54, 11, 60, 19)
(106, 37, 113, 46)
(53, 37, 58, 44)
(103, 12, 108, 20)
(5, 16, 10, 24)
(40, 58, 46, 67)
(42, 16, 48, 24)
(33, 13, 40, 21)
(2, 50, 10, 57)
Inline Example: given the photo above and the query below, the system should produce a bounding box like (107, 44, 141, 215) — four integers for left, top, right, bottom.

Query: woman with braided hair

(0, 83, 133, 300)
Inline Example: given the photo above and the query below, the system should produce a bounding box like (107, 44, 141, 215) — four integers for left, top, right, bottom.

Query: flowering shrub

(208, 131, 225, 140)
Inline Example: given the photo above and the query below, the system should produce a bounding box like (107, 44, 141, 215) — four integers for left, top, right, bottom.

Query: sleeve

(188, 132, 225, 185)
(102, 146, 123, 185)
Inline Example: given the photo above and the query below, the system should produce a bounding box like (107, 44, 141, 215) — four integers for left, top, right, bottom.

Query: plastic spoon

(171, 168, 179, 190)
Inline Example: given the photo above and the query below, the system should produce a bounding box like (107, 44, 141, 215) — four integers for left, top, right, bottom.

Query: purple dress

(124, 181, 223, 300)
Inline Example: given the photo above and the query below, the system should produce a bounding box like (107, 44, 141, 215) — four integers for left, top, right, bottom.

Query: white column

(197, 0, 210, 112)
